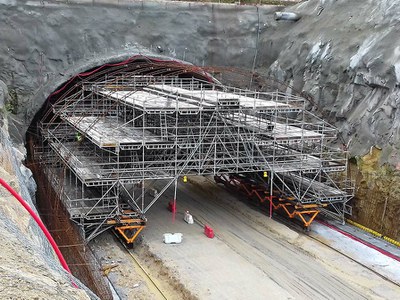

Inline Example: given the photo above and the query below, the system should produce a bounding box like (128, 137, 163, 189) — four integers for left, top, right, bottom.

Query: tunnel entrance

(27, 54, 353, 265)
(26, 56, 214, 298)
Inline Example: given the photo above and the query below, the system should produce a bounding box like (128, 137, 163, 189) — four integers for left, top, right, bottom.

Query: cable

(48, 54, 214, 99)
(0, 178, 78, 288)
(250, 5, 260, 89)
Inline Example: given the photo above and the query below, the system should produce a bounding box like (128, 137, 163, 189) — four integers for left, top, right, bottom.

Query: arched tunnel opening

(26, 55, 217, 298)
(25, 55, 353, 299)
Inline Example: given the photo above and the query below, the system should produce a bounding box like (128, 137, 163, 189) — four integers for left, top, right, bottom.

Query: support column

(269, 171, 274, 218)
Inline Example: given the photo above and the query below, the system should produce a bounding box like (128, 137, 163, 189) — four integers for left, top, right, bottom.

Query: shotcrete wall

(0, 0, 399, 242)
(251, 0, 400, 239)
(0, 0, 280, 142)
(256, 0, 400, 164)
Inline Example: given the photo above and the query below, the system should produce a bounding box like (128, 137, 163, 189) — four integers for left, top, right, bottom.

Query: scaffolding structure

(35, 73, 354, 243)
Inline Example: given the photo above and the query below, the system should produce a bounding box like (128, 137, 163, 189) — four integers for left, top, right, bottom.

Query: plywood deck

(65, 116, 161, 147)
(228, 113, 323, 140)
(148, 84, 293, 110)
(98, 90, 200, 111)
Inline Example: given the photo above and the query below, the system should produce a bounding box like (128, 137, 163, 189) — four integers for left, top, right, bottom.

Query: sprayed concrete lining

(0, 0, 282, 143)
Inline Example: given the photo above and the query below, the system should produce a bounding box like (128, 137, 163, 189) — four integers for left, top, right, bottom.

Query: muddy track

(113, 232, 198, 300)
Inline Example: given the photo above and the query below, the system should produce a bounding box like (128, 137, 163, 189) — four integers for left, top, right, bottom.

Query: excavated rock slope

(0, 117, 93, 299)
(257, 0, 400, 239)
(259, 0, 400, 164)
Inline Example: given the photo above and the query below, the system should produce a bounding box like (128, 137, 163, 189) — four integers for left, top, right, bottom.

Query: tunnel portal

(30, 56, 353, 244)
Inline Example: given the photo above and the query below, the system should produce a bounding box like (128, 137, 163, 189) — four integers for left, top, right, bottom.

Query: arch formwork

(33, 57, 354, 243)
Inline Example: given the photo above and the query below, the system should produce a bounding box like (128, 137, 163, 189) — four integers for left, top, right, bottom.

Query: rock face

(253, 0, 400, 239)
(0, 80, 7, 111)
(351, 148, 400, 240)
(0, 117, 93, 299)
(257, 0, 400, 165)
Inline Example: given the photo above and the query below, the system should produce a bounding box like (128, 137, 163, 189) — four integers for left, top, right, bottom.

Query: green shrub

(6, 88, 18, 114)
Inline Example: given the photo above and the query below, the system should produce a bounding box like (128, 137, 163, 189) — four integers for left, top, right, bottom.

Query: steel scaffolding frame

(35, 74, 353, 242)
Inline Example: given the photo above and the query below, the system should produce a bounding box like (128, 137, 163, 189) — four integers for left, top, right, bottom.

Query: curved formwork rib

(35, 72, 353, 243)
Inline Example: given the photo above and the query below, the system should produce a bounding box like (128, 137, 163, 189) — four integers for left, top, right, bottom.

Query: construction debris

(101, 264, 119, 276)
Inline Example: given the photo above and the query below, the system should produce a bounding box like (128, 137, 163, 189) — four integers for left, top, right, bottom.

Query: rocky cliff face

(257, 0, 400, 165)
(252, 0, 400, 238)
(351, 147, 399, 240)
(0, 104, 92, 298)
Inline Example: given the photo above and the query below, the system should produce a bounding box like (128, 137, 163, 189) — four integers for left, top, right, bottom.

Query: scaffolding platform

(267, 153, 346, 173)
(277, 172, 348, 203)
(228, 112, 338, 140)
(99, 90, 201, 113)
(47, 140, 174, 185)
(147, 84, 300, 112)
(65, 116, 163, 148)
(36, 73, 353, 243)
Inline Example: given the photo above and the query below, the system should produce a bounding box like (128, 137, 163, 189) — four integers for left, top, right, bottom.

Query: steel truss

(35, 73, 353, 242)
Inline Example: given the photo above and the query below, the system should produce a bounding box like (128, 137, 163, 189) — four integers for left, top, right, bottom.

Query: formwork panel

(35, 73, 353, 242)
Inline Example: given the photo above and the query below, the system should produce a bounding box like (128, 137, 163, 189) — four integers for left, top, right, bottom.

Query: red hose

(0, 178, 78, 287)
(49, 54, 213, 99)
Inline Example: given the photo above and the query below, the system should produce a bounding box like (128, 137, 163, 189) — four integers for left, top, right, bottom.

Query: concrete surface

(309, 221, 400, 285)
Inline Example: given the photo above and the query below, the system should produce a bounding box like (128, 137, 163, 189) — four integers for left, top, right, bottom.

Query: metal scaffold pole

(270, 170, 274, 219)
(33, 60, 353, 243)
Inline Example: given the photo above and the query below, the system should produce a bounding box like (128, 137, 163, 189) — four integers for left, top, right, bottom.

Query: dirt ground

(91, 233, 197, 300)
(351, 147, 400, 240)
(91, 176, 400, 299)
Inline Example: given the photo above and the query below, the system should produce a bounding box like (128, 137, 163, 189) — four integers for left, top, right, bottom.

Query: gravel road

(141, 176, 400, 299)
(92, 176, 400, 299)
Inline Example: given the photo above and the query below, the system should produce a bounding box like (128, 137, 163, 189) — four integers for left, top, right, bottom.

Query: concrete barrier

(163, 233, 183, 244)
(204, 225, 215, 238)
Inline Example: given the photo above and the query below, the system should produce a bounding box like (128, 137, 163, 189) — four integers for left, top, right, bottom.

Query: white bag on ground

(163, 233, 183, 244)
(184, 211, 194, 224)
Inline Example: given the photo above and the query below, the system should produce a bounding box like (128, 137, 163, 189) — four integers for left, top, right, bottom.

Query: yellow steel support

(115, 225, 145, 244)
(107, 214, 146, 244)
(107, 218, 145, 225)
